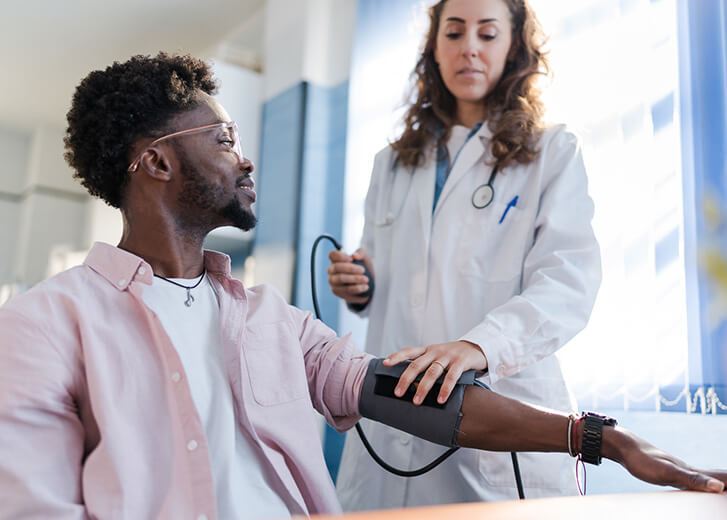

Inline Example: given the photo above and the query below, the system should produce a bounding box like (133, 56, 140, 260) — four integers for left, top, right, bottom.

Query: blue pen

(498, 195, 519, 224)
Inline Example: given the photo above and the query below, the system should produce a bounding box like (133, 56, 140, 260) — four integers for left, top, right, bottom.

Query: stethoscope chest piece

(472, 184, 495, 209)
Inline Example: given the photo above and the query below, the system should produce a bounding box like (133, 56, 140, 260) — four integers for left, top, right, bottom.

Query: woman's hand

(384, 340, 488, 405)
(327, 248, 374, 305)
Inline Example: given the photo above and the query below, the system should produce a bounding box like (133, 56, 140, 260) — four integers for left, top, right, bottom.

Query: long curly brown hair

(391, 0, 549, 171)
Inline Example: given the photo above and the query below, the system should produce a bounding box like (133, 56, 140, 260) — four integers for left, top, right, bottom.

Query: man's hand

(327, 249, 373, 305)
(453, 385, 727, 493)
(604, 427, 727, 493)
(384, 340, 487, 405)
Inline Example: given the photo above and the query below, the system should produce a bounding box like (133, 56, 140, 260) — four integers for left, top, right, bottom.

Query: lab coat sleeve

(460, 128, 602, 385)
(348, 147, 390, 317)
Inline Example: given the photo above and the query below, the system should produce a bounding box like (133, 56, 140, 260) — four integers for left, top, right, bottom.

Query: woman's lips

(457, 68, 484, 78)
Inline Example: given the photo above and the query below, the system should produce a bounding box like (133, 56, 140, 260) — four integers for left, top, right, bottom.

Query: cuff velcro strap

(358, 358, 476, 447)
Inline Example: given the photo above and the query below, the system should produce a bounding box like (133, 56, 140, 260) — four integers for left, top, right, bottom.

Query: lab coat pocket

(243, 321, 308, 406)
(457, 201, 530, 282)
(478, 451, 573, 493)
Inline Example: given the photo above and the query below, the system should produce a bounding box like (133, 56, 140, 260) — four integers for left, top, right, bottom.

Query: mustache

(235, 173, 254, 189)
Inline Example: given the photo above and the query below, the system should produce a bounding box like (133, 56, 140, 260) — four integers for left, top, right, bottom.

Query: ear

(137, 146, 173, 182)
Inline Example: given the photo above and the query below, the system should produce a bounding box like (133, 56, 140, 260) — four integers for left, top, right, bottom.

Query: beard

(176, 151, 257, 232)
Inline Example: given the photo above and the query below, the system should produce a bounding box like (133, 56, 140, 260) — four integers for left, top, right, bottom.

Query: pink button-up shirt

(0, 242, 371, 519)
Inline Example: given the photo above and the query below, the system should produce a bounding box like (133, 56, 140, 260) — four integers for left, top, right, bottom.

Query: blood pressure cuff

(358, 358, 477, 447)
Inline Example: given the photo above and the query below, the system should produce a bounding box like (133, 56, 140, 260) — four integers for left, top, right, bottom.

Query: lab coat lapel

(412, 152, 436, 246)
(434, 124, 490, 217)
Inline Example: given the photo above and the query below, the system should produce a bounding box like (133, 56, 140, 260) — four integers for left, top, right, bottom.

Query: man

(0, 53, 724, 519)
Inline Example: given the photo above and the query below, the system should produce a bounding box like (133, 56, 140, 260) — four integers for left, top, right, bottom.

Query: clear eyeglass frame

(127, 121, 242, 173)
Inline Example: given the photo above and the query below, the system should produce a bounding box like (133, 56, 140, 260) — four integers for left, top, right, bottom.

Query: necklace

(153, 269, 206, 307)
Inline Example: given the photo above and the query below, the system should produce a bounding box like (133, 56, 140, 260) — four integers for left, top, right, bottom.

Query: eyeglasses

(127, 121, 243, 173)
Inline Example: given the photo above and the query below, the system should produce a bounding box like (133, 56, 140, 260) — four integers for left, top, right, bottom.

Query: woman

(329, 0, 601, 510)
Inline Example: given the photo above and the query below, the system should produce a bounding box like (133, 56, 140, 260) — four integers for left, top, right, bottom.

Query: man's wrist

(600, 425, 631, 463)
(574, 412, 621, 464)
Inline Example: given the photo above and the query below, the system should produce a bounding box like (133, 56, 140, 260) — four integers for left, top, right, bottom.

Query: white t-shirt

(142, 273, 290, 520)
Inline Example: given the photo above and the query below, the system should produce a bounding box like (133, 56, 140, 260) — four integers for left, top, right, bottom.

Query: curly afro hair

(64, 52, 218, 208)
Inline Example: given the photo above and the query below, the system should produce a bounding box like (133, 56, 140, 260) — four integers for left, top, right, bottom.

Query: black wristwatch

(580, 411, 618, 465)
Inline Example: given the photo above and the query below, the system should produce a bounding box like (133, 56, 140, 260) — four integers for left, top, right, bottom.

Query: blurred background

(1, 0, 725, 495)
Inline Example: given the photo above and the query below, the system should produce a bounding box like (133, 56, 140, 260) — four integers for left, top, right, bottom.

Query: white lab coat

(336, 124, 602, 510)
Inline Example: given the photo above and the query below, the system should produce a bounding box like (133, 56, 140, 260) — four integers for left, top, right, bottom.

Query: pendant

(185, 289, 195, 307)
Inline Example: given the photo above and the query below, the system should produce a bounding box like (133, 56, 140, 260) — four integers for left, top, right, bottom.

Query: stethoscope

(471, 164, 499, 209)
(377, 141, 500, 227)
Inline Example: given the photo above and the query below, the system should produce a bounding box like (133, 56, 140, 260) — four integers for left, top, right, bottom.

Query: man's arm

(0, 309, 86, 518)
(456, 386, 727, 493)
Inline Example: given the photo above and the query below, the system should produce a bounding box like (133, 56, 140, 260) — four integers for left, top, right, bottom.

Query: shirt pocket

(243, 321, 309, 406)
(456, 200, 531, 282)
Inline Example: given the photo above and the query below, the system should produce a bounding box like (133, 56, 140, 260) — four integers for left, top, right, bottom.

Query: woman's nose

(462, 33, 479, 58)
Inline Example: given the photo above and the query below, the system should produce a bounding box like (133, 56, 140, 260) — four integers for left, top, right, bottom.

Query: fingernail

(394, 389, 402, 397)
(707, 479, 724, 492)
(438, 396, 445, 404)
(413, 397, 421, 405)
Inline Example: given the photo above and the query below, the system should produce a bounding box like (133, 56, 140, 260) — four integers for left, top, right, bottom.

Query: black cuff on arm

(358, 358, 477, 447)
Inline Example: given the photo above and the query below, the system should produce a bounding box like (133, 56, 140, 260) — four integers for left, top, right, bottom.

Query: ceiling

(0, 0, 266, 129)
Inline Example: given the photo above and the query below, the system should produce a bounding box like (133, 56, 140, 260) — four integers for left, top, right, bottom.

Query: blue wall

(256, 79, 350, 481)
(678, 0, 727, 407)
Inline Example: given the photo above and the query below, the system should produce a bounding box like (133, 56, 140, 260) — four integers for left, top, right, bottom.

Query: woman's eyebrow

(445, 16, 498, 24)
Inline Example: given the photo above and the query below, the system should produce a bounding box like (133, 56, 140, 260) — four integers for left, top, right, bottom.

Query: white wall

(214, 60, 263, 165)
(0, 122, 88, 286)
(0, 124, 30, 283)
(263, 0, 356, 101)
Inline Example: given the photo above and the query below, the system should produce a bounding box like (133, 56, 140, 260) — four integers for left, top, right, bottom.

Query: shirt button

(171, 372, 181, 382)
(496, 365, 507, 377)
(138, 267, 146, 275)
(187, 440, 198, 452)
(400, 436, 410, 446)
(117, 279, 126, 287)
(197, 515, 208, 520)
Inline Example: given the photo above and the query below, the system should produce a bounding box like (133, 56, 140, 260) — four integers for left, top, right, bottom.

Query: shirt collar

(84, 242, 233, 291)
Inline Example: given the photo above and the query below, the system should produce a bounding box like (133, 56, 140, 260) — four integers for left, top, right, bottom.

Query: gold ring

(431, 360, 446, 371)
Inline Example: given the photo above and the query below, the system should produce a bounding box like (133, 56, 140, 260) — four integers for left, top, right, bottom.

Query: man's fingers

(683, 471, 725, 493)
(704, 470, 727, 485)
